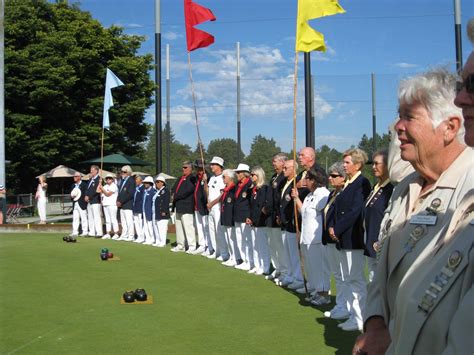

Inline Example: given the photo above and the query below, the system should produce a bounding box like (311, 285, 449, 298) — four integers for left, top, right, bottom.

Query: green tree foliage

(207, 138, 244, 170)
(5, 0, 154, 192)
(145, 124, 193, 178)
(245, 135, 282, 180)
(316, 144, 342, 172)
(357, 133, 391, 184)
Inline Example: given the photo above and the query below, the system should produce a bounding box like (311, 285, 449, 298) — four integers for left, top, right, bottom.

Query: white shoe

(201, 249, 211, 257)
(152, 243, 165, 247)
(340, 318, 362, 332)
(206, 253, 216, 259)
(247, 267, 258, 274)
(222, 259, 236, 267)
(264, 273, 275, 280)
(186, 247, 196, 254)
(235, 262, 251, 271)
(112, 234, 120, 240)
(117, 236, 127, 241)
(79, 233, 88, 237)
(255, 269, 264, 275)
(102, 234, 111, 239)
(216, 255, 227, 262)
(192, 245, 206, 255)
(143, 241, 153, 245)
(324, 309, 351, 320)
(170, 246, 185, 253)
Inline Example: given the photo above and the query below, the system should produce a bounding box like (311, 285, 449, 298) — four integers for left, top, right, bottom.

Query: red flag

(184, 0, 216, 52)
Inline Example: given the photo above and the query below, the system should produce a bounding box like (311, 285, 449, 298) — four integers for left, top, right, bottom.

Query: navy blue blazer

(171, 175, 196, 214)
(364, 182, 394, 257)
(266, 173, 285, 228)
(220, 186, 236, 227)
(85, 175, 101, 205)
(322, 189, 339, 246)
(154, 187, 170, 220)
(142, 187, 156, 221)
(332, 174, 371, 249)
(132, 184, 145, 214)
(194, 177, 209, 216)
(117, 176, 135, 210)
(279, 179, 300, 233)
(250, 185, 270, 227)
(71, 181, 88, 210)
(233, 178, 253, 223)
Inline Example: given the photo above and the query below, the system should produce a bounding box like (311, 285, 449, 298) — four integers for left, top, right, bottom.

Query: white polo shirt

(102, 183, 118, 206)
(208, 174, 225, 211)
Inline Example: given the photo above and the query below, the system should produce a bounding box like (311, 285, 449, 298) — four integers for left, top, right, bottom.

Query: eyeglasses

(372, 161, 384, 166)
(182, 166, 190, 169)
(329, 174, 340, 178)
(457, 74, 474, 94)
(121, 170, 127, 173)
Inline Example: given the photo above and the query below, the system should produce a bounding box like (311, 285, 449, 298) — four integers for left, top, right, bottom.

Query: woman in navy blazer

(328, 148, 371, 332)
(364, 150, 393, 282)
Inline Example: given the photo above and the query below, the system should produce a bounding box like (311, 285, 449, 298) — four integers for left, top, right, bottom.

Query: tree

(316, 145, 342, 172)
(207, 138, 244, 170)
(5, 1, 154, 192)
(145, 124, 193, 178)
(246, 135, 282, 179)
(358, 133, 391, 161)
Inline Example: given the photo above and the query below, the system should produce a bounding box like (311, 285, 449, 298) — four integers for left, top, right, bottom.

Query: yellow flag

(296, 0, 345, 52)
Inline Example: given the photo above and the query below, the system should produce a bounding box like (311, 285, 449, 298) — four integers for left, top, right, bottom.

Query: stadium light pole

(155, 0, 162, 174)
(0, 0, 5, 188)
(454, 0, 463, 72)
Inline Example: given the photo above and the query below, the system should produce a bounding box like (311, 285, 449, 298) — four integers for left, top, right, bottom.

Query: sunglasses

(329, 174, 340, 178)
(457, 74, 474, 94)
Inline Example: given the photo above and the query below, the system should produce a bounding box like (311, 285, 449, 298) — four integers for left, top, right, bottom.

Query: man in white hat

(233, 163, 254, 270)
(70, 173, 88, 237)
(205, 156, 228, 260)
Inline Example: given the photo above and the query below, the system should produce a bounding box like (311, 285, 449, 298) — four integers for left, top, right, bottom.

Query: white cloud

(163, 31, 182, 41)
(393, 62, 419, 69)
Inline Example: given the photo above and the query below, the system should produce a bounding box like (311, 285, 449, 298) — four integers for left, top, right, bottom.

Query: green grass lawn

(0, 233, 358, 354)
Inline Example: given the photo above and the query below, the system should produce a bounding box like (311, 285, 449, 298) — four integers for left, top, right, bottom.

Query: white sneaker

(222, 259, 236, 267)
(112, 234, 120, 240)
(341, 318, 361, 332)
(186, 247, 196, 254)
(235, 262, 251, 271)
(192, 245, 206, 255)
(247, 267, 258, 274)
(264, 273, 275, 280)
(201, 249, 211, 257)
(143, 241, 153, 245)
(152, 243, 165, 247)
(255, 269, 264, 275)
(206, 253, 216, 259)
(324, 309, 351, 320)
(102, 234, 111, 239)
(170, 246, 185, 253)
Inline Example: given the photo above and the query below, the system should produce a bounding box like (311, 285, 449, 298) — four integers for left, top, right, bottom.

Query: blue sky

(76, 0, 473, 154)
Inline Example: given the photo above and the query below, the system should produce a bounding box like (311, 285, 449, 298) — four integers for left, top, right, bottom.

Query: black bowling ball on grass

(123, 290, 135, 303)
(134, 288, 148, 301)
(100, 252, 108, 261)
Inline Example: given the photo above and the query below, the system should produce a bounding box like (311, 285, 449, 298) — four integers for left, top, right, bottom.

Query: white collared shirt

(301, 187, 330, 244)
(208, 174, 225, 210)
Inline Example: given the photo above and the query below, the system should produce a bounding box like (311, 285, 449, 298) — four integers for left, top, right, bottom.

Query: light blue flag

(103, 68, 124, 129)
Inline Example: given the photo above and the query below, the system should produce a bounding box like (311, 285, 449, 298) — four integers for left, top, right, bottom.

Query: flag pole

(187, 52, 206, 169)
(100, 128, 105, 180)
(292, 52, 310, 299)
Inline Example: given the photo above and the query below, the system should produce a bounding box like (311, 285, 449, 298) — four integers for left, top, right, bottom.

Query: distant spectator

(35, 175, 48, 224)
(0, 185, 6, 224)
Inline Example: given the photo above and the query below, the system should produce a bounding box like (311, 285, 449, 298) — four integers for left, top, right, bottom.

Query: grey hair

(373, 149, 389, 165)
(250, 166, 266, 188)
(328, 162, 346, 179)
(272, 152, 288, 162)
(398, 68, 464, 141)
(222, 169, 236, 183)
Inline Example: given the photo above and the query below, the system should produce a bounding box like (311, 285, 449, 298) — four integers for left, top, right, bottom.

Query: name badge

(410, 214, 437, 225)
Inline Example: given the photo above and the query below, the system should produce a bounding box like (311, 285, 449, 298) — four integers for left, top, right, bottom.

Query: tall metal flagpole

(155, 0, 162, 174)
(166, 44, 171, 174)
(454, 0, 463, 72)
(0, 0, 5, 188)
(236, 42, 241, 162)
(371, 73, 377, 154)
(304, 53, 314, 148)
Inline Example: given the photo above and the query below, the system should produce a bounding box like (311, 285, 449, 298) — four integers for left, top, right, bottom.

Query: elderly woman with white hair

(220, 169, 241, 267)
(247, 166, 271, 275)
(354, 68, 473, 355)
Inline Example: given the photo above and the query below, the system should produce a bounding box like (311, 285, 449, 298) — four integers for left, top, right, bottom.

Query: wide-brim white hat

(143, 176, 154, 184)
(70, 187, 82, 202)
(155, 174, 166, 183)
(209, 156, 224, 167)
(234, 163, 250, 173)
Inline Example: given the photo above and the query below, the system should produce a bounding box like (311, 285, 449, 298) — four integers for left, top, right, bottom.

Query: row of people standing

(69, 165, 171, 247)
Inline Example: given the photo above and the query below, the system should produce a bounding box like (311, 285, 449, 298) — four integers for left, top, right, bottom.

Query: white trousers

(194, 212, 209, 247)
(72, 204, 88, 236)
(153, 219, 168, 246)
(143, 219, 155, 244)
(326, 244, 348, 312)
(223, 226, 239, 262)
(251, 227, 271, 273)
(87, 203, 103, 237)
(267, 227, 289, 278)
(209, 208, 227, 257)
(282, 231, 303, 283)
(120, 209, 134, 238)
(175, 213, 196, 249)
(133, 213, 144, 241)
(367, 256, 377, 283)
(103, 205, 119, 233)
(234, 222, 253, 266)
(37, 198, 47, 221)
(338, 249, 367, 328)
(301, 243, 330, 292)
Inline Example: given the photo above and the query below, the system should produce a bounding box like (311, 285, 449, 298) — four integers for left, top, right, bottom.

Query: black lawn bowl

(134, 288, 147, 302)
(100, 252, 108, 261)
(123, 290, 135, 303)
